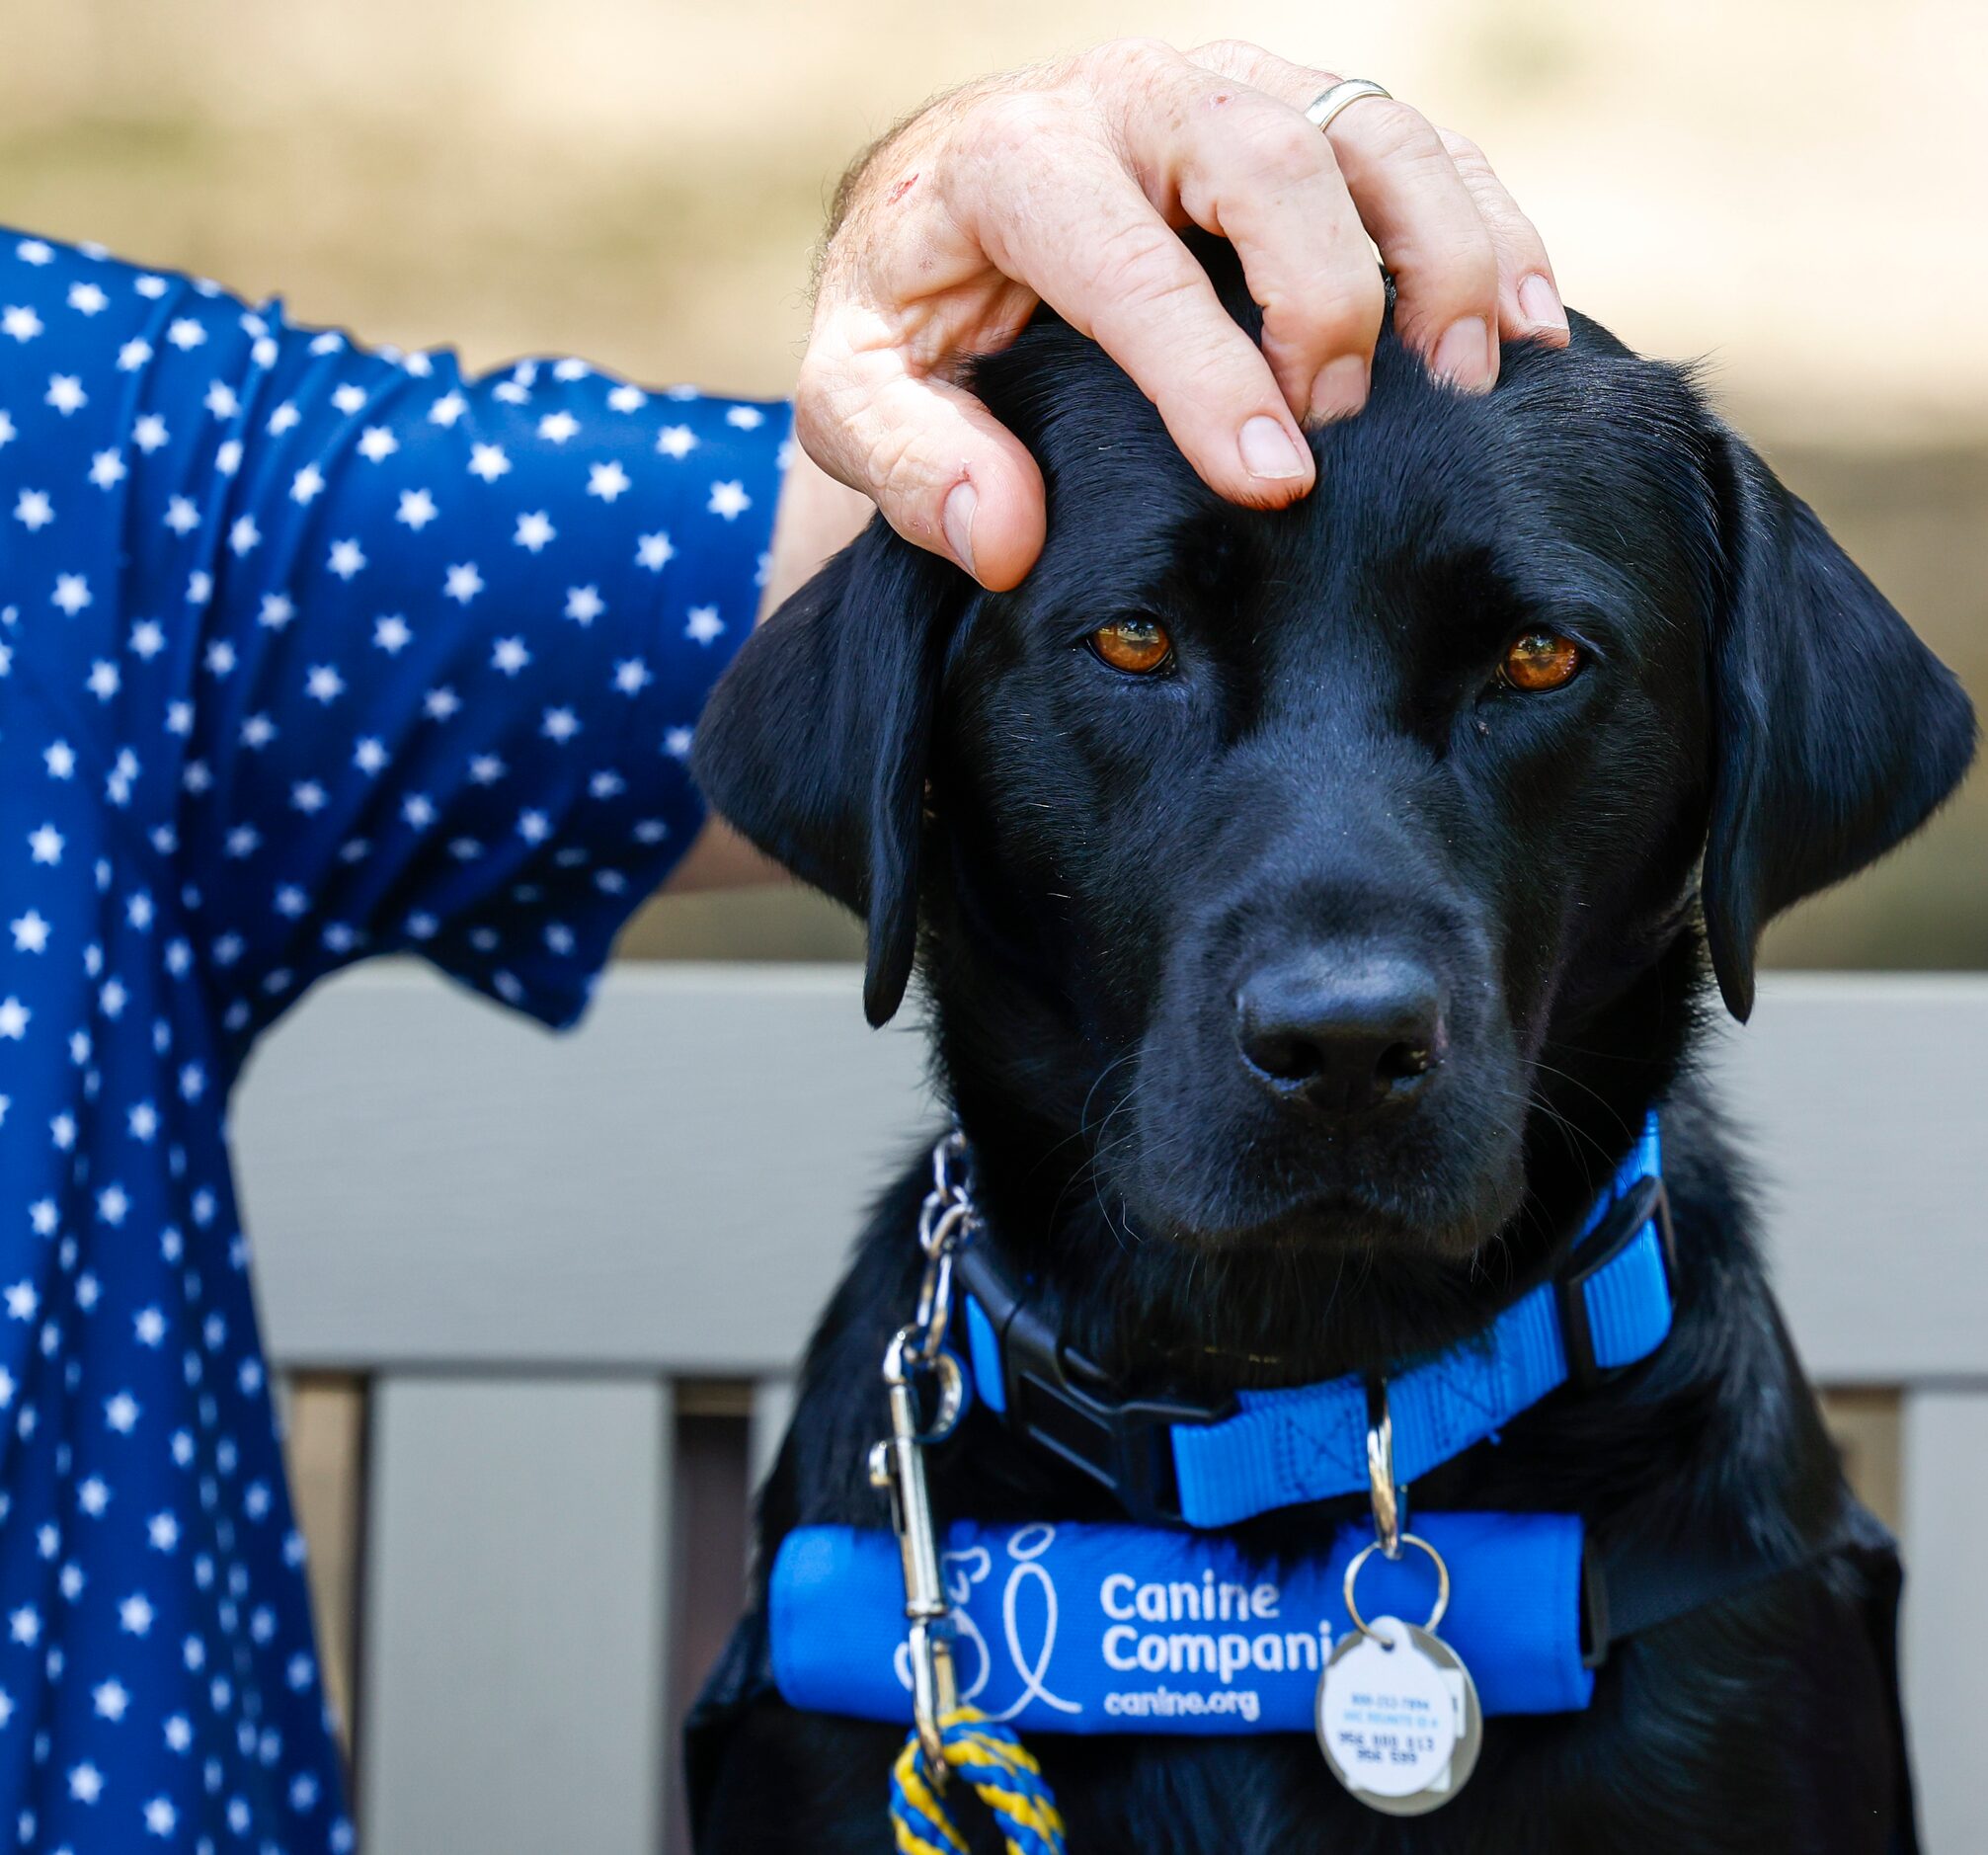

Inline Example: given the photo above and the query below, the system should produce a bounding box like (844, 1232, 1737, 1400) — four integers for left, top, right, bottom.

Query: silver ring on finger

(1305, 79, 1392, 134)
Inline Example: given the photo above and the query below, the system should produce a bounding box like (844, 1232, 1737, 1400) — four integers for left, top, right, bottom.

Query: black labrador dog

(688, 239, 1975, 1852)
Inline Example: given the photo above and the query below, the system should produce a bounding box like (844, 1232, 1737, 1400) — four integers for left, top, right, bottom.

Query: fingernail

(942, 479, 977, 576)
(1238, 414, 1308, 481)
(1432, 315, 1494, 391)
(1306, 355, 1370, 427)
(1518, 273, 1568, 333)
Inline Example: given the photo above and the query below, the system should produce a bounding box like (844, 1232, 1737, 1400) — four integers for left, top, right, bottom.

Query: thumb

(795, 336, 1047, 593)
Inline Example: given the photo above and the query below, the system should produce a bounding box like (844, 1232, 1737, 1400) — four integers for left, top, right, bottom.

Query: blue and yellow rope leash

(889, 1708, 1066, 1855)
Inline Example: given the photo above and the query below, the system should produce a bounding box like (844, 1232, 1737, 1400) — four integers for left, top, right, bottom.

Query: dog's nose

(1233, 951, 1445, 1116)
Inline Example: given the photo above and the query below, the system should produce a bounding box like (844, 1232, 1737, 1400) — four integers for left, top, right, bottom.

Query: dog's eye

(1497, 629, 1584, 692)
(1088, 617, 1173, 676)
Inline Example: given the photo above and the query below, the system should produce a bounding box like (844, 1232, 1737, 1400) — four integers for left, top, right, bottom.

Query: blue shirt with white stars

(0, 227, 790, 1849)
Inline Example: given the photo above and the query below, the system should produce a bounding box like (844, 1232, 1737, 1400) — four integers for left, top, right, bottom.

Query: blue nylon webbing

(1171, 1115, 1666, 1526)
(966, 1293, 1007, 1415)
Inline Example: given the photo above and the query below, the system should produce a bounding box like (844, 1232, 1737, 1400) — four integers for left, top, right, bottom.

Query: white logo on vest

(893, 1522, 1083, 1720)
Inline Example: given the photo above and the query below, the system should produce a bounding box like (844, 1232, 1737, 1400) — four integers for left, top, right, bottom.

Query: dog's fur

(689, 240, 1976, 1852)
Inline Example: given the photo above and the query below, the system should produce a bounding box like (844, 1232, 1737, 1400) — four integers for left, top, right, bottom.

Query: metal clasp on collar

(1347, 1377, 1462, 1657)
(1365, 1377, 1406, 1560)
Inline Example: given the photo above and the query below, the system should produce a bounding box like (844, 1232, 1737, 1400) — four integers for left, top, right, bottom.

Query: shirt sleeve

(0, 228, 791, 1049)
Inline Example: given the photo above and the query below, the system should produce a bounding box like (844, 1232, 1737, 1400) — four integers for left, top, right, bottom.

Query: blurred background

(7, 0, 1983, 971)
(7, 2, 1981, 1846)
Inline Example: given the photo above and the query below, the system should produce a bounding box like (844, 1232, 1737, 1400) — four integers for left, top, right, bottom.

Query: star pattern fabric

(0, 228, 789, 1849)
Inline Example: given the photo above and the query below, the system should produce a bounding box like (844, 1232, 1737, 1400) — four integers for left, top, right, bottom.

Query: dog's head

(697, 245, 1973, 1264)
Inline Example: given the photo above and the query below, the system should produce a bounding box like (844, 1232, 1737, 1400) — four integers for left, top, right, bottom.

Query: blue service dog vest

(770, 1511, 1593, 1734)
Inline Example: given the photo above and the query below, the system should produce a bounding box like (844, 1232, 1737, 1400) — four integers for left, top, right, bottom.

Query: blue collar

(955, 1114, 1673, 1528)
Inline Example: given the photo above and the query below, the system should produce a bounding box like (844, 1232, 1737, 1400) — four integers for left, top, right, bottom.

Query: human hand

(797, 38, 1567, 591)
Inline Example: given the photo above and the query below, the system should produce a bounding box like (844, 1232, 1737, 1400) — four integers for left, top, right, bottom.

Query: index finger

(946, 95, 1316, 509)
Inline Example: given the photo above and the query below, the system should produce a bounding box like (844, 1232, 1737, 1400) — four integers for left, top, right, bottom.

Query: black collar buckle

(1553, 1173, 1676, 1392)
(954, 1243, 1233, 1526)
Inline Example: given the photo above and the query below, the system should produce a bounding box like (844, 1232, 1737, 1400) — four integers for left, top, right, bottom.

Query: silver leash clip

(868, 1132, 978, 1775)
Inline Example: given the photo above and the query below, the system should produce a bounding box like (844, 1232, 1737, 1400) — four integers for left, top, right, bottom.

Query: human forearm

(663, 445, 873, 893)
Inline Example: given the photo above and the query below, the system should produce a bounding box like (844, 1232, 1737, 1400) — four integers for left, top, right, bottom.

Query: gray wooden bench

(233, 964, 1988, 1852)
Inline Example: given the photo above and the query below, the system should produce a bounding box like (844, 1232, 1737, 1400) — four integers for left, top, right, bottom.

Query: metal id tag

(1314, 1614, 1483, 1815)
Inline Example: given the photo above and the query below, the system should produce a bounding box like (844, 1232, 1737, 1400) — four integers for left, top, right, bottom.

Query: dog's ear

(1699, 424, 1975, 1019)
(692, 517, 967, 1026)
